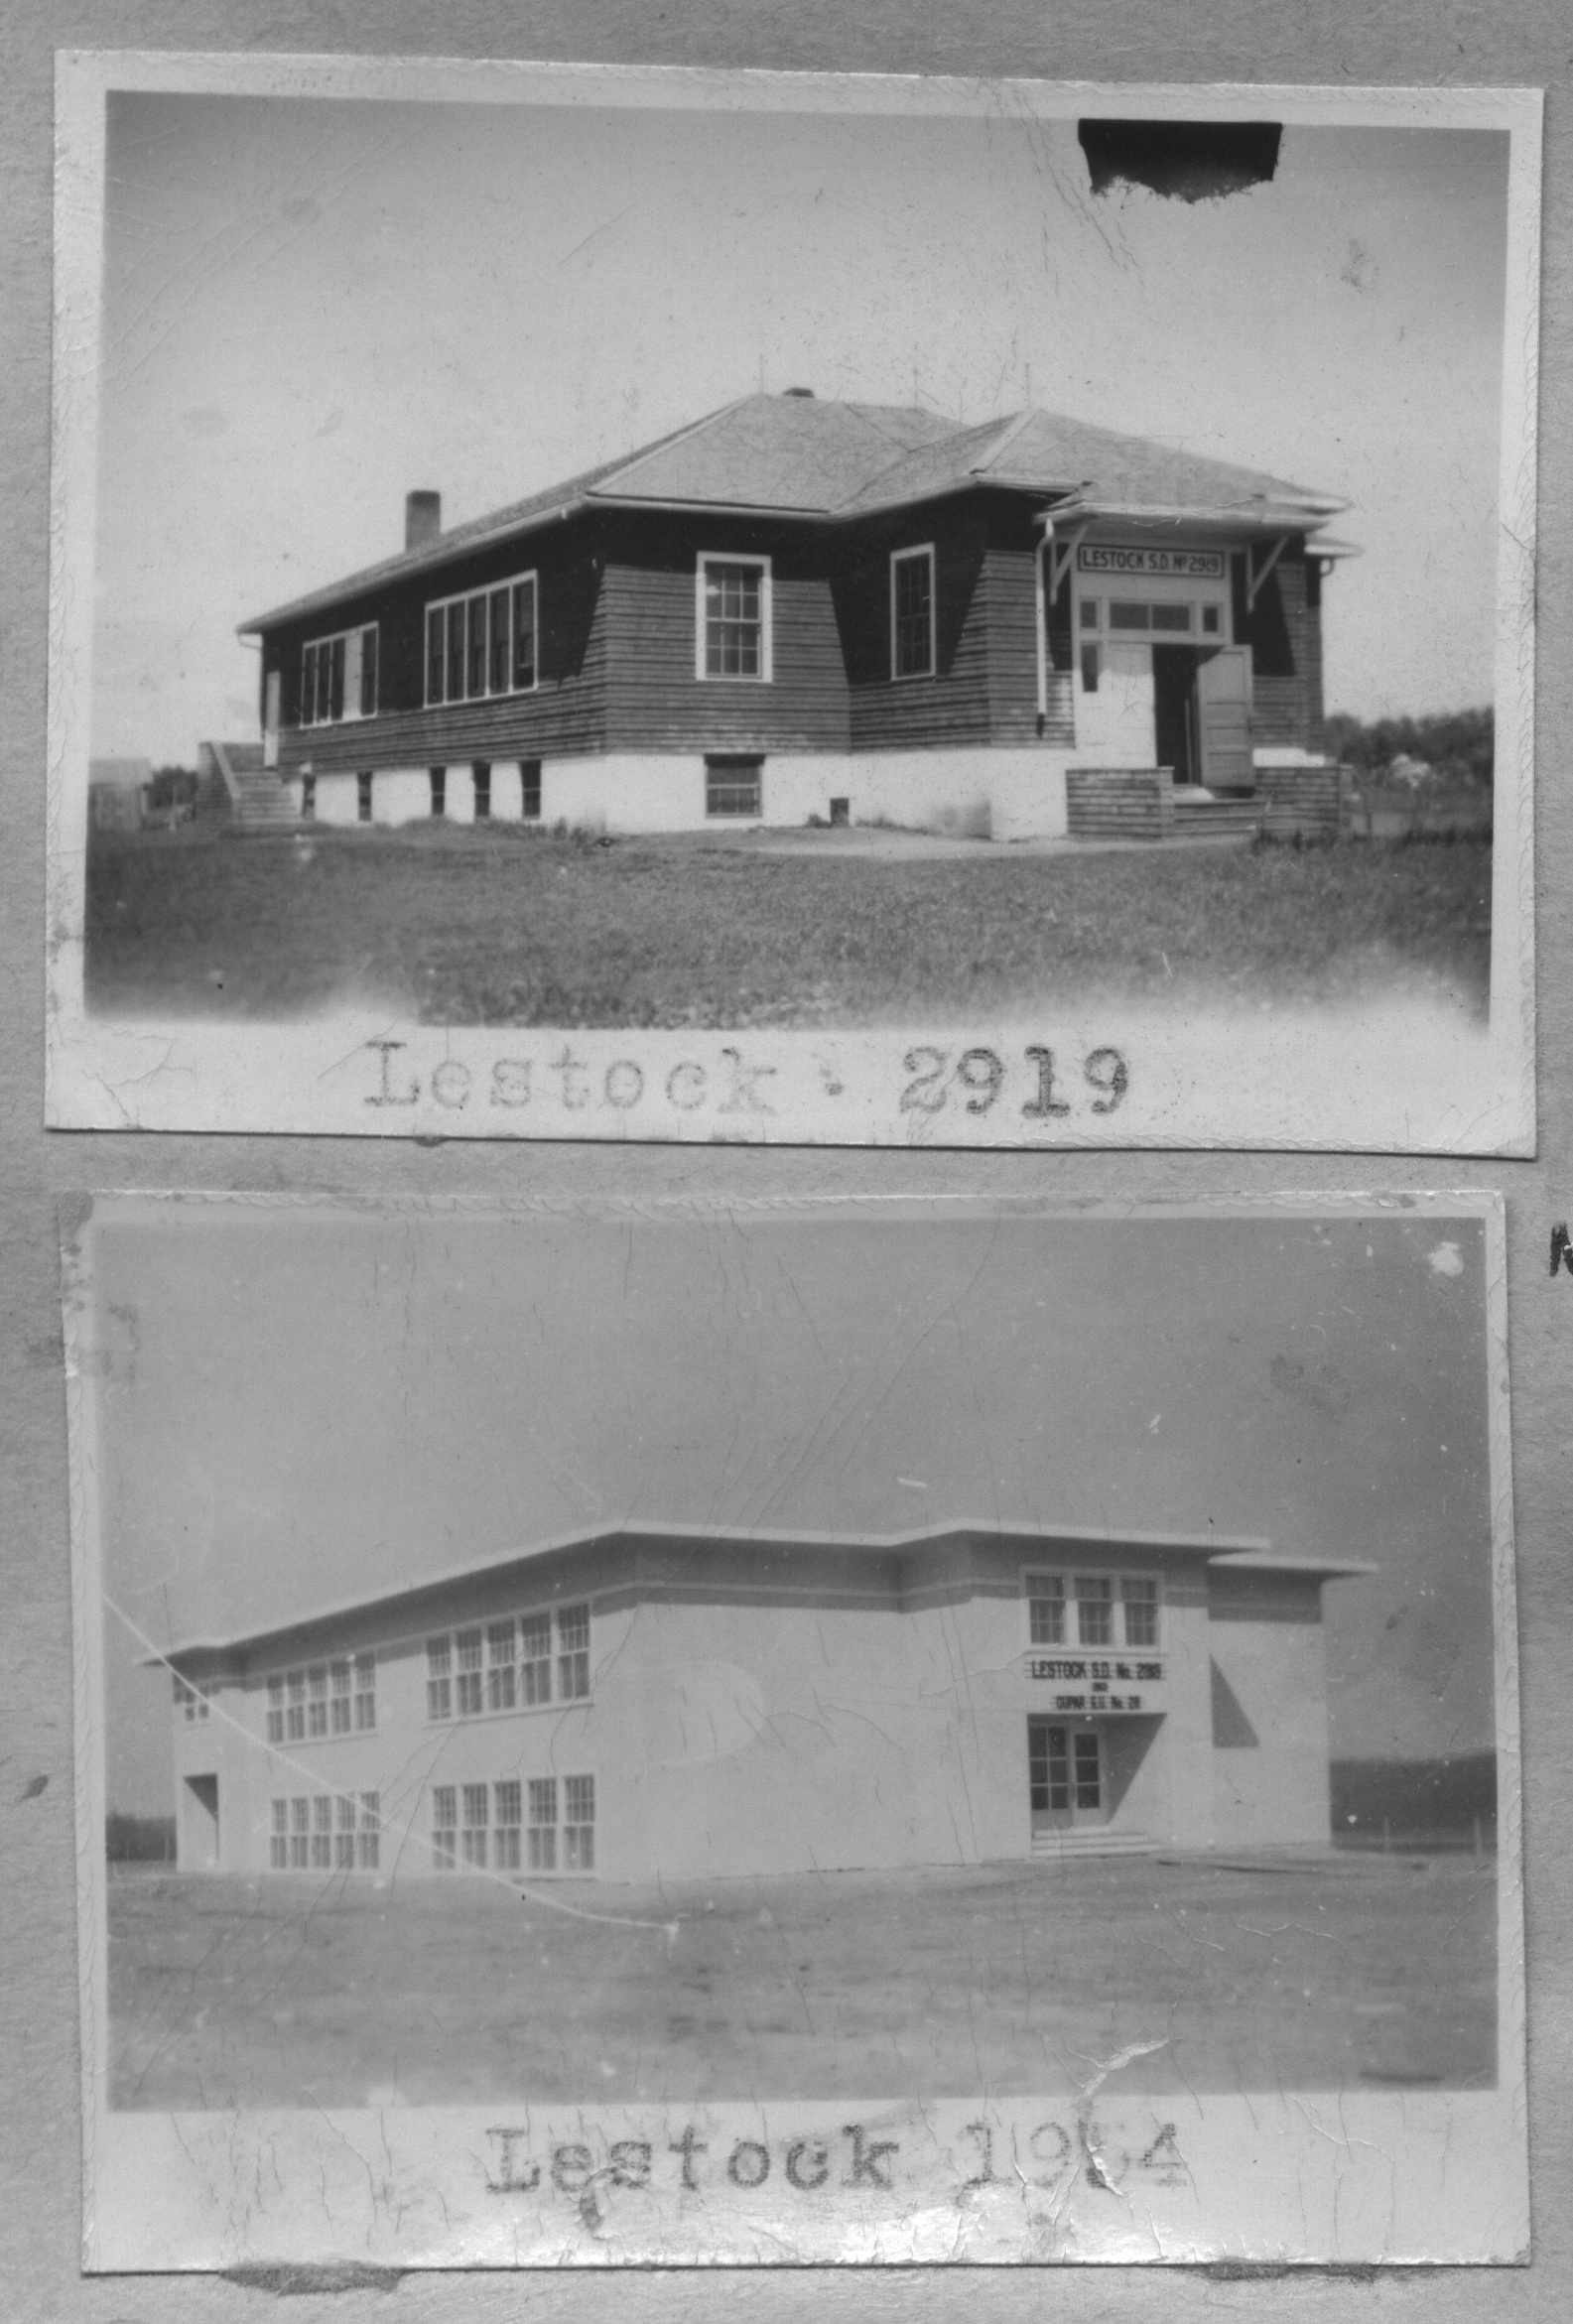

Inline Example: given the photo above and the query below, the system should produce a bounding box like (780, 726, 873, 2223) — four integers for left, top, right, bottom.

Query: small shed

(87, 756, 151, 832)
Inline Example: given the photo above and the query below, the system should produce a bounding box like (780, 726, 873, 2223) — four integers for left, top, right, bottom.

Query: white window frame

(889, 543, 936, 681)
(301, 622, 378, 726)
(695, 553, 773, 683)
(425, 1605, 590, 1720)
(1022, 1568, 1162, 1653)
(424, 569, 539, 708)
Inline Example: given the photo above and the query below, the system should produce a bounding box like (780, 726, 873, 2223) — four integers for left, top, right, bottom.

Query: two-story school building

(236, 392, 1354, 842)
(156, 1520, 1371, 1883)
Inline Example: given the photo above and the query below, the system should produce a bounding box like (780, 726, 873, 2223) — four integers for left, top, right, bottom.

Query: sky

(85, 1201, 1498, 1817)
(88, 92, 1510, 765)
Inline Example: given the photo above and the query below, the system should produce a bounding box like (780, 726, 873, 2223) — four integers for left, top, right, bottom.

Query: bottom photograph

(65, 1191, 1524, 2269)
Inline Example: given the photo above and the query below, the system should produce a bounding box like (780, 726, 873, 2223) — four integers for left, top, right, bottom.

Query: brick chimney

(405, 490, 441, 551)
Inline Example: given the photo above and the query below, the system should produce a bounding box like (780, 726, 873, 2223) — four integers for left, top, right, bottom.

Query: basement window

(472, 761, 491, 821)
(521, 760, 542, 820)
(356, 771, 373, 824)
(706, 755, 762, 819)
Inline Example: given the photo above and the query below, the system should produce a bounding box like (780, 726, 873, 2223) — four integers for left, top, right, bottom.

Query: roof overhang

(1037, 499, 1345, 538)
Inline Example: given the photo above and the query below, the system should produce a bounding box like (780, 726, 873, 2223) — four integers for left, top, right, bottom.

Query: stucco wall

(1208, 1571, 1335, 1848)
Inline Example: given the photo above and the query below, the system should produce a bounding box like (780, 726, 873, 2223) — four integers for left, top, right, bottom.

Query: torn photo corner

(65, 1190, 1526, 2268)
(46, 60, 1539, 1152)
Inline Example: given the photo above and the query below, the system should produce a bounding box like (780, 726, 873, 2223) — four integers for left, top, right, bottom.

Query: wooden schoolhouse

(238, 391, 1353, 840)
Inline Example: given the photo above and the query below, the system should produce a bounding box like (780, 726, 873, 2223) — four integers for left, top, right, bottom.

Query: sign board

(1078, 545, 1227, 579)
(1026, 1652, 1165, 1714)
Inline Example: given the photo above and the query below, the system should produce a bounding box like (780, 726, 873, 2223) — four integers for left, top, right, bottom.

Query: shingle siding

(1231, 545, 1323, 752)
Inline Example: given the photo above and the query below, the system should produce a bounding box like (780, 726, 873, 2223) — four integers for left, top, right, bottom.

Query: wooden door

(1196, 646, 1253, 790)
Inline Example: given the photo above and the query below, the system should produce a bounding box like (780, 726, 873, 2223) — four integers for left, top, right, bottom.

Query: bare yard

(108, 1852, 1496, 2112)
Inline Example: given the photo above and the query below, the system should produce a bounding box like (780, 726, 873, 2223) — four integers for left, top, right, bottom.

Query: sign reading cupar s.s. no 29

(1027, 1655, 1166, 1714)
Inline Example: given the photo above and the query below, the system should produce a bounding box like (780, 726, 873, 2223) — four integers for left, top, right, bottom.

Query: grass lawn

(84, 824, 1493, 1028)
(107, 1852, 1496, 2112)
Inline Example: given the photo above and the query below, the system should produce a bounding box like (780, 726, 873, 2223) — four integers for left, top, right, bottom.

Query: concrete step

(1030, 1829, 1161, 1860)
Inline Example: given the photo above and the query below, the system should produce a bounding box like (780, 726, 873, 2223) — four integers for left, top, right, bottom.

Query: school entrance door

(1152, 645, 1253, 788)
(1028, 1719, 1105, 1833)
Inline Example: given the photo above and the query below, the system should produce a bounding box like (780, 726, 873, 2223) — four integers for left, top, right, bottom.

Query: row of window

(173, 1677, 209, 1723)
(427, 1606, 590, 1722)
(296, 544, 944, 726)
(270, 1792, 380, 1871)
(266, 1657, 377, 1743)
(432, 1775, 594, 1873)
(301, 762, 545, 825)
(1026, 1573, 1160, 1651)
(301, 624, 379, 725)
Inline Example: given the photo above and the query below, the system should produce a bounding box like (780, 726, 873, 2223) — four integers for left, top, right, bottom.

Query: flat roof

(148, 1517, 1370, 1669)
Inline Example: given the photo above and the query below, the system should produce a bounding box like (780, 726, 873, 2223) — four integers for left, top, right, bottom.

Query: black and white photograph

(66, 1191, 1525, 2269)
(46, 61, 1538, 1150)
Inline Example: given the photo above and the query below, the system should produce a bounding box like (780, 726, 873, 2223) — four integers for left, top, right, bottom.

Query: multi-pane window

(334, 1793, 356, 1870)
(461, 1783, 489, 1869)
(527, 1778, 558, 1872)
(432, 1785, 457, 1871)
(705, 756, 762, 818)
(487, 1621, 517, 1713)
(173, 1676, 208, 1723)
(1074, 1576, 1114, 1647)
(456, 1628, 484, 1717)
(1121, 1578, 1159, 1647)
(891, 546, 935, 679)
(311, 1795, 333, 1871)
(287, 1670, 306, 1743)
(270, 1800, 289, 1870)
(698, 556, 769, 680)
(268, 1677, 286, 1743)
(557, 1605, 590, 1701)
(356, 1794, 380, 1872)
(521, 1613, 552, 1705)
(353, 1653, 376, 1732)
(494, 1780, 522, 1871)
(271, 1795, 378, 1873)
(301, 625, 377, 725)
(329, 1659, 352, 1735)
(563, 1775, 595, 1872)
(427, 1638, 452, 1721)
(424, 572, 539, 707)
(308, 1664, 328, 1739)
(1027, 1575, 1066, 1645)
(289, 1797, 310, 1869)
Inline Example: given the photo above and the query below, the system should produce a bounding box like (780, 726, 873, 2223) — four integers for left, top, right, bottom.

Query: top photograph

(46, 62, 1540, 1148)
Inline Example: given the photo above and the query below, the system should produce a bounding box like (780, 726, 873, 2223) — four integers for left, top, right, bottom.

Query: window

(1121, 1578, 1159, 1648)
(270, 1800, 289, 1871)
(456, 1627, 483, 1717)
(311, 1794, 332, 1870)
(891, 546, 935, 680)
(356, 771, 373, 824)
(424, 571, 539, 706)
(330, 1659, 352, 1735)
(487, 1620, 516, 1712)
(427, 1637, 452, 1722)
(432, 1785, 457, 1871)
(1079, 599, 1100, 630)
(697, 555, 770, 681)
(494, 1780, 522, 1871)
(1109, 600, 1150, 632)
(1202, 604, 1222, 635)
(356, 1793, 380, 1872)
(521, 1612, 552, 1705)
(1150, 603, 1192, 634)
(173, 1676, 208, 1723)
(287, 1670, 306, 1743)
(527, 1778, 558, 1872)
(521, 760, 542, 821)
(1027, 1575, 1066, 1645)
(289, 1797, 310, 1869)
(301, 775, 317, 822)
(706, 756, 762, 819)
(267, 1677, 285, 1744)
(334, 1794, 356, 1870)
(1074, 1576, 1114, 1647)
(461, 1783, 489, 1869)
(558, 1604, 590, 1701)
(430, 766, 446, 819)
(301, 625, 376, 725)
(564, 1775, 595, 1872)
(1080, 644, 1100, 694)
(473, 761, 491, 821)
(353, 1653, 376, 1732)
(308, 1664, 328, 1739)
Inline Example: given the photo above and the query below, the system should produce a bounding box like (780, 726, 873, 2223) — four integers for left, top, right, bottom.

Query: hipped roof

(151, 1518, 1374, 1671)
(238, 393, 1348, 634)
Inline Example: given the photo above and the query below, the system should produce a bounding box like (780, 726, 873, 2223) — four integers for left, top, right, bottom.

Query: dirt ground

(84, 823, 1493, 1029)
(107, 1852, 1497, 2113)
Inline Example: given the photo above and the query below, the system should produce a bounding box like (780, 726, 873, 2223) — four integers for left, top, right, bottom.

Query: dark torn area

(223, 2262, 406, 2295)
(1079, 120, 1281, 202)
